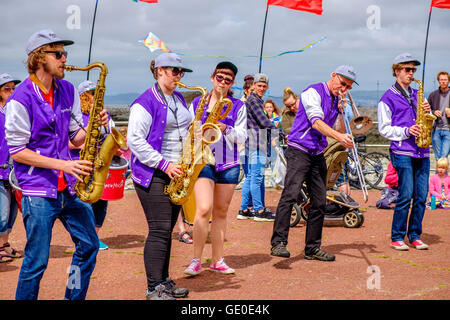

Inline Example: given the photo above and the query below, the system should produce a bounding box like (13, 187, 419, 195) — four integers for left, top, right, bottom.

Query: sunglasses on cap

(401, 67, 417, 73)
(215, 74, 233, 85)
(44, 50, 68, 60)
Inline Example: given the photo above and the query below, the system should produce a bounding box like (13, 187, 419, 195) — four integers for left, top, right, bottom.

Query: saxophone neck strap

(155, 83, 183, 143)
(395, 82, 416, 110)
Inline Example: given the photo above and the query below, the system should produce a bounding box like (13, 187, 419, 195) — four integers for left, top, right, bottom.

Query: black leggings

(134, 171, 180, 291)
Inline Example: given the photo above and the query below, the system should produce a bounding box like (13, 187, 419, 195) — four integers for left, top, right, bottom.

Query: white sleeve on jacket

(300, 88, 323, 122)
(5, 99, 31, 154)
(377, 100, 409, 141)
(69, 90, 82, 132)
(223, 105, 248, 149)
(127, 103, 163, 168)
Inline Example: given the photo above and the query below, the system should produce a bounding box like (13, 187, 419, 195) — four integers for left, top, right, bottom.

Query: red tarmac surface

(0, 188, 449, 300)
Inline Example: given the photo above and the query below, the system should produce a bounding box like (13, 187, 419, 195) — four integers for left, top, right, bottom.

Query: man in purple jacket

(378, 53, 432, 251)
(270, 66, 355, 261)
(5, 29, 108, 300)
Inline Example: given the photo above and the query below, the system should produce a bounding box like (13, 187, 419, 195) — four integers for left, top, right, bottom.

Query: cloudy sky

(1, 0, 449, 97)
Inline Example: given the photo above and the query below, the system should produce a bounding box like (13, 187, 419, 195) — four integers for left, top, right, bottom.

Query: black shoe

(254, 208, 275, 222)
(271, 242, 290, 258)
(146, 284, 176, 300)
(162, 278, 189, 298)
(304, 248, 335, 261)
(237, 208, 254, 220)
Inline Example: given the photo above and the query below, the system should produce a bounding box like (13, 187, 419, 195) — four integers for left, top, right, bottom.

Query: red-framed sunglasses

(215, 74, 233, 85)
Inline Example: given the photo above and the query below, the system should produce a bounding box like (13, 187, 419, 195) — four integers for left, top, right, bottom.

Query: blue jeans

(240, 149, 266, 211)
(390, 153, 429, 242)
(91, 199, 108, 228)
(16, 189, 99, 300)
(0, 180, 18, 237)
(432, 129, 450, 160)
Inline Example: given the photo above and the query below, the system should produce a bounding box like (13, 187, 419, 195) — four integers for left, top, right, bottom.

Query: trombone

(339, 92, 369, 203)
(347, 92, 373, 135)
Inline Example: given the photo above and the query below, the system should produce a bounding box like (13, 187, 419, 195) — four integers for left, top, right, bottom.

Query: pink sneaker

(209, 258, 235, 274)
(410, 240, 429, 250)
(184, 258, 202, 276)
(390, 240, 409, 251)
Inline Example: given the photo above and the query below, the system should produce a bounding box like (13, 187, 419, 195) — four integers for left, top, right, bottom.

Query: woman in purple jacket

(184, 62, 247, 277)
(127, 53, 193, 300)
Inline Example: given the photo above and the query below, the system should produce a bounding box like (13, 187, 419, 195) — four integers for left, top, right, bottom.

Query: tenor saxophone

(65, 62, 126, 203)
(164, 82, 233, 209)
(413, 78, 436, 149)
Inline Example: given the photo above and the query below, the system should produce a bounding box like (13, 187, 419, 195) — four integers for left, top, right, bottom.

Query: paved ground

(0, 187, 449, 301)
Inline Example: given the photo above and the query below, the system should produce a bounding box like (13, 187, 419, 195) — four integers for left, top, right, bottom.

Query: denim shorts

(198, 164, 240, 184)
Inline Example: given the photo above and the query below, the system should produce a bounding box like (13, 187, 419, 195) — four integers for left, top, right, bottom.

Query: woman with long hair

(264, 99, 281, 127)
(128, 52, 193, 300)
(184, 61, 247, 276)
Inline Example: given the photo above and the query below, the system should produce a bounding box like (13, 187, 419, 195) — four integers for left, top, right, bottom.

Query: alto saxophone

(65, 62, 126, 203)
(164, 82, 233, 210)
(413, 78, 436, 148)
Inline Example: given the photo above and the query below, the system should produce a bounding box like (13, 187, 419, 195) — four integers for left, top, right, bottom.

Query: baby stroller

(273, 137, 365, 228)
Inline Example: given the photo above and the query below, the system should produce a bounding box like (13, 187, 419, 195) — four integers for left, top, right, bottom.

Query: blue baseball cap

(335, 65, 359, 86)
(26, 29, 74, 55)
(154, 53, 192, 73)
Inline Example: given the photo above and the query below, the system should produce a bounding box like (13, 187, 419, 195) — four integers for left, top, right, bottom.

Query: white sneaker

(390, 240, 409, 251)
(410, 240, 429, 250)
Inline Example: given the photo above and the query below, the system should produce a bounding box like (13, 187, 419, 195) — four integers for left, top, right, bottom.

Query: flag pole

(422, 4, 433, 84)
(258, 4, 269, 73)
(87, 0, 99, 80)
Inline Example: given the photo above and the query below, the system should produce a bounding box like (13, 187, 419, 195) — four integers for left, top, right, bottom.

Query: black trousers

(271, 146, 327, 255)
(134, 170, 180, 291)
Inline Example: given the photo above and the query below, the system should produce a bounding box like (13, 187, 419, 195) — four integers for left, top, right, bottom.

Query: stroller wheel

(343, 210, 363, 228)
(290, 204, 301, 227)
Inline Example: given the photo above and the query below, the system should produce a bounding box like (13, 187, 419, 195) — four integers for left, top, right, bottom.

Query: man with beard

(5, 29, 108, 300)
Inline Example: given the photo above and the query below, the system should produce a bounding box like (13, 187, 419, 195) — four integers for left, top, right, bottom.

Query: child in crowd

(429, 157, 450, 209)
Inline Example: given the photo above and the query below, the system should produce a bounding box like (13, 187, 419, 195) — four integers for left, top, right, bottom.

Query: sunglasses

(337, 75, 352, 90)
(1, 86, 15, 92)
(168, 67, 185, 78)
(44, 50, 68, 60)
(402, 67, 417, 73)
(215, 74, 233, 85)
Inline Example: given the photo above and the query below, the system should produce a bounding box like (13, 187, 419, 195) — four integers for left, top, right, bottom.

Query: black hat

(215, 61, 238, 76)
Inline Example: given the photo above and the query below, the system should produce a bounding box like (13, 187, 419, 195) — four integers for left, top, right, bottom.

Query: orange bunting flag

(267, 0, 323, 15)
(431, 0, 450, 9)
